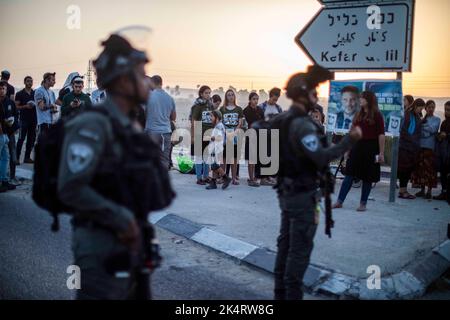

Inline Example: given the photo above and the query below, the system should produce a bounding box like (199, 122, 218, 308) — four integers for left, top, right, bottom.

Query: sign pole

(389, 72, 402, 202)
(326, 72, 336, 145)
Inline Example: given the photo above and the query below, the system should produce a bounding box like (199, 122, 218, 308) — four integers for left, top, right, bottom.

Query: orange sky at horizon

(0, 0, 449, 98)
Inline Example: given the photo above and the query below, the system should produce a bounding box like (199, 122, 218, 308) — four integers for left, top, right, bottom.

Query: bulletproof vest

(90, 109, 175, 219)
(274, 106, 324, 189)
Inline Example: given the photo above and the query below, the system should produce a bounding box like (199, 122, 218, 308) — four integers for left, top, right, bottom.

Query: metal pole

(326, 72, 335, 145)
(389, 72, 402, 202)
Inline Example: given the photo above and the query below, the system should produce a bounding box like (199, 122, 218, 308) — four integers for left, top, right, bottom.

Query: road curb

(16, 167, 449, 299)
(150, 210, 449, 300)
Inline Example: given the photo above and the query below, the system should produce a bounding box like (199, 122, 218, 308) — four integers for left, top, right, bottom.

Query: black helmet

(285, 65, 332, 101)
(94, 34, 149, 89)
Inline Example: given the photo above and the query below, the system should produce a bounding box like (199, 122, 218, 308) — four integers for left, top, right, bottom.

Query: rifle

(135, 221, 162, 300)
(323, 169, 335, 238)
(104, 220, 162, 300)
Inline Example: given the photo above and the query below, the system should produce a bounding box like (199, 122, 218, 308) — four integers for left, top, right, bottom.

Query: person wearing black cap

(1, 70, 15, 101)
(271, 65, 362, 300)
(56, 33, 174, 300)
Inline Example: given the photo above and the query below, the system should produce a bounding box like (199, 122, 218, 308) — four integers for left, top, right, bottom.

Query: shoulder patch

(67, 143, 94, 173)
(301, 134, 319, 152)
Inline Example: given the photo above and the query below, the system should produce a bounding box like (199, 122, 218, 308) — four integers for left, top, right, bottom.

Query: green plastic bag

(176, 155, 194, 174)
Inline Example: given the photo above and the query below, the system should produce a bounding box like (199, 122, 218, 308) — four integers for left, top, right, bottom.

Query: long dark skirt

(411, 148, 438, 188)
(345, 139, 381, 183)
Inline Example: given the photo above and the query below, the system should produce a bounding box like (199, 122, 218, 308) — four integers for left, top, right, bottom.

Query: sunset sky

(0, 0, 449, 97)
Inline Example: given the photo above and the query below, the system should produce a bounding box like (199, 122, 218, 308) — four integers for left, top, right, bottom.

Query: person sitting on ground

(205, 110, 231, 190)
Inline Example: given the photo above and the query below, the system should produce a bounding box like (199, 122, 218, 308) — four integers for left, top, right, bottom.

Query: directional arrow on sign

(295, 0, 415, 71)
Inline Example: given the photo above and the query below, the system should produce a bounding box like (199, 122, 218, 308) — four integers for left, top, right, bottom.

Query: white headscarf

(62, 72, 81, 90)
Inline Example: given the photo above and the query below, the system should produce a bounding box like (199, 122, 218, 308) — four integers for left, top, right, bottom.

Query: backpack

(32, 107, 176, 231)
(32, 118, 72, 231)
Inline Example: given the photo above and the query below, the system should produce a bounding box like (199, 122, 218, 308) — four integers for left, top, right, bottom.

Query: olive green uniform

(57, 98, 137, 299)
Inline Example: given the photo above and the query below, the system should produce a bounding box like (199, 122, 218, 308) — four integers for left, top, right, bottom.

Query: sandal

(232, 180, 240, 185)
(332, 202, 343, 209)
(398, 192, 416, 199)
(356, 205, 367, 212)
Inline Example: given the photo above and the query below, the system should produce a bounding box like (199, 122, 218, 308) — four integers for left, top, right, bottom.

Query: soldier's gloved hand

(349, 126, 363, 141)
(118, 219, 141, 252)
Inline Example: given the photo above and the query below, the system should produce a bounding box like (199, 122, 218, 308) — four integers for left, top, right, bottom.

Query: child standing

(206, 110, 231, 190)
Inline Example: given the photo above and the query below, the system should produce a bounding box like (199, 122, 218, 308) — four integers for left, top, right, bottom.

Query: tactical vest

(90, 109, 175, 219)
(272, 106, 324, 191)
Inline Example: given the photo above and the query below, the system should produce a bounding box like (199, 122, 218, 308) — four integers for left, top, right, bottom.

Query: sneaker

(2, 181, 16, 191)
(433, 192, 447, 200)
(247, 179, 260, 187)
(222, 176, 231, 190)
(206, 180, 217, 190)
(196, 179, 206, 185)
(24, 158, 34, 164)
(260, 178, 276, 186)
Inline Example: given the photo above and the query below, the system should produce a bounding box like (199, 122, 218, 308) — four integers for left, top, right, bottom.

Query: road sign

(296, 0, 415, 71)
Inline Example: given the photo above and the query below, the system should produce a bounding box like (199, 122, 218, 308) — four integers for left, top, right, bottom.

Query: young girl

(220, 89, 244, 185)
(191, 86, 213, 185)
(206, 110, 231, 190)
(243, 92, 263, 187)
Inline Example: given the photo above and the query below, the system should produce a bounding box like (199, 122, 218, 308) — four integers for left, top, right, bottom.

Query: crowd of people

(1, 67, 449, 206)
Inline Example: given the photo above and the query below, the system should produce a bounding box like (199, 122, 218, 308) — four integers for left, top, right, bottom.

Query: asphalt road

(1, 183, 447, 300)
(0, 184, 283, 300)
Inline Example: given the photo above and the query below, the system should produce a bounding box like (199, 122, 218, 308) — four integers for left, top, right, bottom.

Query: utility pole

(86, 60, 94, 94)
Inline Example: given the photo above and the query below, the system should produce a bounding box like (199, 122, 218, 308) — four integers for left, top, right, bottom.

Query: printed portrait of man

(335, 85, 360, 130)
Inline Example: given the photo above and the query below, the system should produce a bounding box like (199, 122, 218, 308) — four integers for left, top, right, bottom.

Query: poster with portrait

(327, 80, 403, 136)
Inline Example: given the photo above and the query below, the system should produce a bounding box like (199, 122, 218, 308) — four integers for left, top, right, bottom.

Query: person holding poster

(333, 91, 385, 211)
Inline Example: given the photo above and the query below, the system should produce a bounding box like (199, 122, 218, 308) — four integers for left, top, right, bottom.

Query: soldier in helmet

(272, 65, 362, 300)
(57, 33, 174, 299)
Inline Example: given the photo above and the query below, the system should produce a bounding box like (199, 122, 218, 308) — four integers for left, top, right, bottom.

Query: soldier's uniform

(273, 105, 357, 300)
(57, 98, 138, 299)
